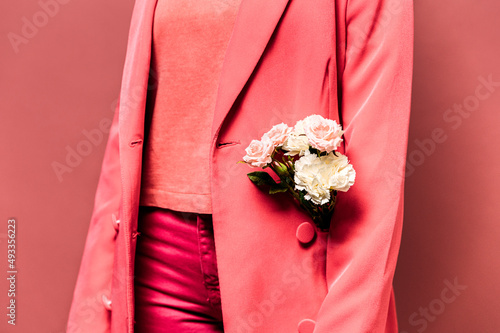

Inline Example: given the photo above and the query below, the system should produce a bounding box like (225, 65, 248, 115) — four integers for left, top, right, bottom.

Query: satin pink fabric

(133, 206, 223, 332)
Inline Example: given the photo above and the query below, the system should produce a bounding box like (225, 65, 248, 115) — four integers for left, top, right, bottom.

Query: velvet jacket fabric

(66, 0, 414, 332)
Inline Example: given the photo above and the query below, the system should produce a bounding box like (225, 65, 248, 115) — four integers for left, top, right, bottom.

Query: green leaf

(269, 184, 288, 194)
(247, 172, 277, 187)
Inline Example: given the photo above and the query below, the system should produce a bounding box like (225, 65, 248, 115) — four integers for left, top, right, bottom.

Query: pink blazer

(67, 0, 414, 332)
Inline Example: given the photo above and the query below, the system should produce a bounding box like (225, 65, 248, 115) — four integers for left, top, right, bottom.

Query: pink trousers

(133, 206, 224, 332)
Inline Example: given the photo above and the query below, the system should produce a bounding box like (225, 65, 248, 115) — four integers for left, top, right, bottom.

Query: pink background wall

(394, 1, 500, 332)
(1, 0, 499, 332)
(1, 0, 135, 332)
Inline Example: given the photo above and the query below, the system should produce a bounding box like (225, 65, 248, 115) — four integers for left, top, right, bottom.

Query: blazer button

(111, 213, 120, 232)
(296, 222, 316, 244)
(101, 294, 112, 310)
(297, 319, 316, 333)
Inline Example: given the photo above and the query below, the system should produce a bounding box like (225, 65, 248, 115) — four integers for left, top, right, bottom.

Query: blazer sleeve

(66, 101, 122, 333)
(314, 0, 414, 332)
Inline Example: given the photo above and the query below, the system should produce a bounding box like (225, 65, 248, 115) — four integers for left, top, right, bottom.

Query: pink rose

(262, 123, 293, 147)
(243, 139, 274, 168)
(302, 114, 343, 152)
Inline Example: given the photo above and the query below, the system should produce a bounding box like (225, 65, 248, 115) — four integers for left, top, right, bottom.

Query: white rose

(302, 114, 343, 153)
(282, 133, 310, 156)
(262, 123, 293, 147)
(243, 138, 274, 168)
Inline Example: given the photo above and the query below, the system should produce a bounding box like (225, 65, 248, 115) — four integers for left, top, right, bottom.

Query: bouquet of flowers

(241, 115, 356, 231)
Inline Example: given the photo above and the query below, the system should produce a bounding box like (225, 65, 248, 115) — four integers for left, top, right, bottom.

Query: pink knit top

(139, 0, 242, 214)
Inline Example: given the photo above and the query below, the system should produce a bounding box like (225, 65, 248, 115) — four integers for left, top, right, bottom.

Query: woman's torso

(139, 0, 242, 214)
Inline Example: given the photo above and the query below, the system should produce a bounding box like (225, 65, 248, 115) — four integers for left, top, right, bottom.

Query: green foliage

(247, 171, 277, 186)
(269, 184, 288, 194)
(247, 172, 288, 195)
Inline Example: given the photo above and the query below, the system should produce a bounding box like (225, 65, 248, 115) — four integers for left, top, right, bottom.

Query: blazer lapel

(117, 0, 291, 248)
(119, 0, 291, 148)
(211, 0, 291, 140)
